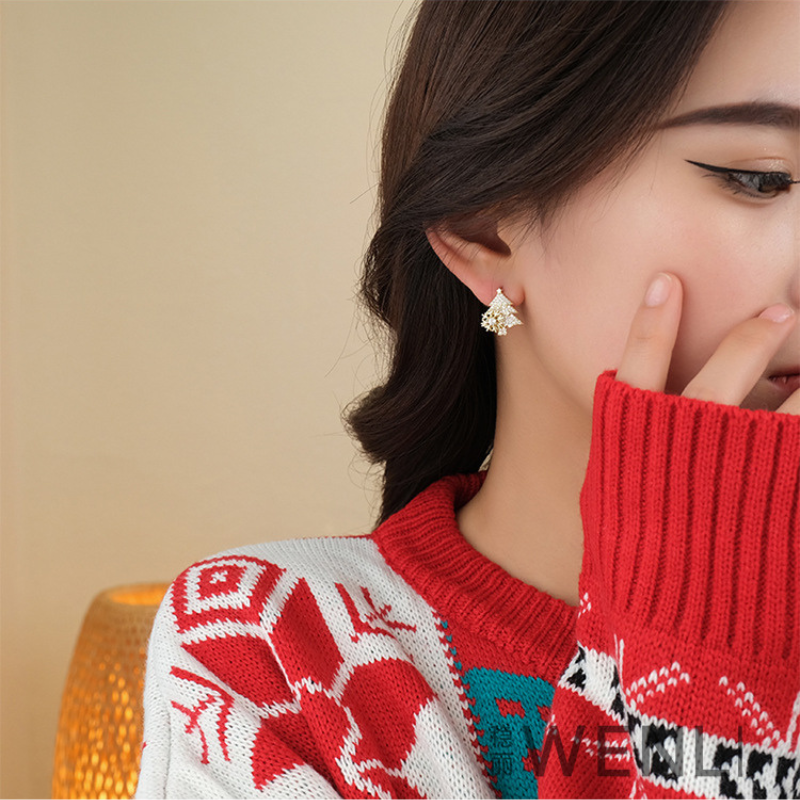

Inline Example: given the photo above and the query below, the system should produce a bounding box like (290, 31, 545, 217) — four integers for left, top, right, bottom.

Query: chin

(741, 380, 792, 414)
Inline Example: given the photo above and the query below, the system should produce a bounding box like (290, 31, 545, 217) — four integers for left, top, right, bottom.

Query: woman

(136, 2, 799, 797)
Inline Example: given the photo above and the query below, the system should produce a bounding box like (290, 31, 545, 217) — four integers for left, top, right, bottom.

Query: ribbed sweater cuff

(580, 371, 799, 664)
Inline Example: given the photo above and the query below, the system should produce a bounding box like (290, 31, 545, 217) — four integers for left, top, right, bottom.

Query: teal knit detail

(463, 667, 554, 799)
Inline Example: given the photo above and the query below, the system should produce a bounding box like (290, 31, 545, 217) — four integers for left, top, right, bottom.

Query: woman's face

(510, 0, 799, 414)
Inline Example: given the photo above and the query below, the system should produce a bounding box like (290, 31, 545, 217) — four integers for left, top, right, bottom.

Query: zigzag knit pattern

(136, 373, 800, 798)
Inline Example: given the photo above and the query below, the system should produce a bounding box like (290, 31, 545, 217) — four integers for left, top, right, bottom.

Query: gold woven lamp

(53, 583, 170, 799)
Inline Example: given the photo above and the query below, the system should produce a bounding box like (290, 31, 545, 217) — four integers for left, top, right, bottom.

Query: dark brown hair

(347, 0, 730, 524)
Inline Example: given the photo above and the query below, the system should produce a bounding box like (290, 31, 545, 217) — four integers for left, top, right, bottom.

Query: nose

(792, 218, 800, 309)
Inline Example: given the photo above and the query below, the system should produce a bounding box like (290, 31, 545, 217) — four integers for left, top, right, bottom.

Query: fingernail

(644, 273, 672, 307)
(759, 304, 794, 323)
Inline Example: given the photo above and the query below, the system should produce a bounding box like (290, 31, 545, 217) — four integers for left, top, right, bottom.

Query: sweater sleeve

(134, 560, 343, 799)
(541, 372, 800, 799)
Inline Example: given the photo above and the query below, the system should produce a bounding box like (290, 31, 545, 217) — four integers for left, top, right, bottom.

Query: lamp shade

(52, 583, 169, 799)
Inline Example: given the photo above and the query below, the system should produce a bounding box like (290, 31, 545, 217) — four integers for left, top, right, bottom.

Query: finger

(777, 386, 800, 415)
(682, 304, 796, 406)
(615, 272, 683, 392)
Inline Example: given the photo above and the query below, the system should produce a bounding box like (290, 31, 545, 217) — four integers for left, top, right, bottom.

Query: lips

(767, 371, 800, 395)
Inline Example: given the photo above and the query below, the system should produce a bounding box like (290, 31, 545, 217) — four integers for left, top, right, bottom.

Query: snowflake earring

(481, 288, 522, 336)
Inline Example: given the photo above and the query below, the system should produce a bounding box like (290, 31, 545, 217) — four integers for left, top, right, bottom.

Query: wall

(1, 2, 410, 795)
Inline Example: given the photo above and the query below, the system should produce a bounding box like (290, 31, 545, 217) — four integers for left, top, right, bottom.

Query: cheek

(663, 205, 791, 391)
(533, 199, 674, 375)
(522, 175, 791, 405)
(523, 224, 647, 406)
(579, 177, 787, 395)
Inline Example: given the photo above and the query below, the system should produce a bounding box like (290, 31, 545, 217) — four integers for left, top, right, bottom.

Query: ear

(425, 219, 521, 307)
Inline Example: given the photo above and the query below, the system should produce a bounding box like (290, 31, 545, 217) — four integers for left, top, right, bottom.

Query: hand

(615, 272, 799, 415)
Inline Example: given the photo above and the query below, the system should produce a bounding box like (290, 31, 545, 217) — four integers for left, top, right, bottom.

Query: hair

(347, 0, 731, 525)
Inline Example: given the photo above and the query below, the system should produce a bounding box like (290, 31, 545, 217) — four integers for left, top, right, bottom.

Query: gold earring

(481, 288, 522, 336)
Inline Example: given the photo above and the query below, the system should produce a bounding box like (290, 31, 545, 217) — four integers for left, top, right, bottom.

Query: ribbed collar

(370, 474, 577, 666)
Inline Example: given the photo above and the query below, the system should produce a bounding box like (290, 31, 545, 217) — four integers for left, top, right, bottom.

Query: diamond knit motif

(135, 380, 800, 799)
(481, 289, 522, 335)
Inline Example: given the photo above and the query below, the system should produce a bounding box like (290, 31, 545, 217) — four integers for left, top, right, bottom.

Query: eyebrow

(657, 101, 800, 131)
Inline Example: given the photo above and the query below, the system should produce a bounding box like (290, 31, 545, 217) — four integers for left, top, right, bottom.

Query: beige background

(1, 1, 411, 796)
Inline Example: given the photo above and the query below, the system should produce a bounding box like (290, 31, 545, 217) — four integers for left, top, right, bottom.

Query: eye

(686, 159, 799, 199)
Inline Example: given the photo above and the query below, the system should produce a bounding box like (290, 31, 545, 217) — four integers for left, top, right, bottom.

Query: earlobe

(425, 226, 518, 307)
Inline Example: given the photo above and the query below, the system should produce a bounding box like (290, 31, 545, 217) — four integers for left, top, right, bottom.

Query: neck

(457, 343, 592, 606)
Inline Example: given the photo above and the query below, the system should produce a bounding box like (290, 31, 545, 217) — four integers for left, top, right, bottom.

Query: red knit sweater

(136, 373, 799, 798)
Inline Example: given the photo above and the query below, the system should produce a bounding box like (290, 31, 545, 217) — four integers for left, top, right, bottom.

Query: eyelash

(686, 159, 799, 199)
